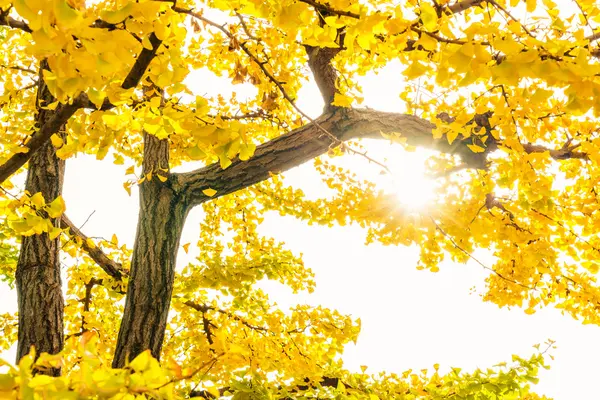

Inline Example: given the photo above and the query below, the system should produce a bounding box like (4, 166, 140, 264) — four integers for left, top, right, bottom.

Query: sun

(377, 148, 437, 212)
(387, 166, 436, 211)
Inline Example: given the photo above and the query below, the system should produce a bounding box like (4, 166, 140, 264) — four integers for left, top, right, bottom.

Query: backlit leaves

(2, 0, 600, 397)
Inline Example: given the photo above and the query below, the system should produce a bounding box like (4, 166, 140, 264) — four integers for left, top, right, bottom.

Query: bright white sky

(1, 58, 600, 400)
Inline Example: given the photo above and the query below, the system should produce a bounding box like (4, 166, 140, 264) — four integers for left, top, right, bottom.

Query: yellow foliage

(1, 0, 600, 396)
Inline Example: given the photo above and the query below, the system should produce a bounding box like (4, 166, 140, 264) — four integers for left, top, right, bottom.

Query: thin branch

(297, 0, 360, 19)
(487, 0, 535, 38)
(532, 209, 600, 253)
(0, 8, 32, 33)
(182, 300, 269, 333)
(522, 141, 588, 160)
(60, 214, 126, 280)
(572, 0, 594, 35)
(0, 65, 36, 74)
(172, 7, 393, 173)
(0, 101, 80, 184)
(430, 216, 534, 290)
(588, 31, 600, 42)
(445, 0, 485, 14)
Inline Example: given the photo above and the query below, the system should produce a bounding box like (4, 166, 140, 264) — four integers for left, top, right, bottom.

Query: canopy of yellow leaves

(1, 0, 600, 397)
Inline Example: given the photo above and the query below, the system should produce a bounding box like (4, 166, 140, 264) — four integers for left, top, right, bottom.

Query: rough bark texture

(306, 46, 340, 108)
(15, 64, 65, 375)
(112, 133, 189, 368)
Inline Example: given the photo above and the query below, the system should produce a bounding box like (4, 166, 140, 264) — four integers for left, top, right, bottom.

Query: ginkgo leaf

(50, 134, 63, 148)
(420, 2, 438, 31)
(332, 93, 353, 107)
(53, 0, 82, 29)
(467, 144, 485, 153)
(30, 193, 45, 209)
(100, 2, 133, 24)
(203, 188, 217, 197)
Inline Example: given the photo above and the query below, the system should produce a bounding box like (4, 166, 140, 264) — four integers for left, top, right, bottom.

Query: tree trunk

(112, 133, 189, 368)
(15, 64, 65, 375)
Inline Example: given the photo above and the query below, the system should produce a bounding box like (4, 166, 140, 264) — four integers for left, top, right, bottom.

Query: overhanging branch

(176, 109, 459, 205)
(176, 107, 586, 207)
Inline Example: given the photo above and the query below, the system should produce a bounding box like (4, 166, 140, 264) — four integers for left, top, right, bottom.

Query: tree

(0, 0, 598, 397)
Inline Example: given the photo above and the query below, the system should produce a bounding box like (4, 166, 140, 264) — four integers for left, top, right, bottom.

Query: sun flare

(377, 150, 437, 212)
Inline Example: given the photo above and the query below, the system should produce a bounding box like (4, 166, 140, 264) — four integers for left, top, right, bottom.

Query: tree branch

(305, 46, 341, 109)
(445, 0, 485, 14)
(0, 102, 80, 184)
(176, 109, 464, 205)
(0, 9, 32, 33)
(60, 215, 126, 280)
(0, 33, 162, 184)
(522, 142, 588, 160)
(297, 0, 360, 19)
(177, 108, 588, 207)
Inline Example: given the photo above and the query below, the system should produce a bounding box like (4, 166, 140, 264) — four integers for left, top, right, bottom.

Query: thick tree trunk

(112, 133, 189, 368)
(15, 64, 65, 375)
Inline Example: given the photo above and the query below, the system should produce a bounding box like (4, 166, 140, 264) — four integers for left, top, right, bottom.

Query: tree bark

(112, 132, 189, 368)
(15, 63, 65, 375)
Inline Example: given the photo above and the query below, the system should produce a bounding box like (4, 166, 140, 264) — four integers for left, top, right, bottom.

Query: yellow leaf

(28, 375, 54, 388)
(53, 0, 82, 29)
(403, 61, 428, 79)
(30, 192, 45, 209)
(420, 2, 438, 31)
(446, 130, 459, 145)
(142, 35, 154, 50)
(467, 144, 485, 153)
(186, 146, 206, 161)
(219, 154, 232, 169)
(100, 2, 133, 24)
(203, 188, 217, 197)
(332, 93, 353, 107)
(111, 234, 118, 245)
(129, 350, 152, 372)
(85, 238, 96, 249)
(48, 226, 63, 240)
(125, 165, 135, 175)
(205, 386, 221, 398)
(50, 134, 63, 148)
(87, 88, 105, 109)
(157, 174, 167, 182)
(182, 243, 190, 253)
(46, 196, 67, 218)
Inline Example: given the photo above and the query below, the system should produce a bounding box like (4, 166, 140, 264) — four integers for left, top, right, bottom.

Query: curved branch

(177, 109, 443, 206)
(177, 108, 586, 207)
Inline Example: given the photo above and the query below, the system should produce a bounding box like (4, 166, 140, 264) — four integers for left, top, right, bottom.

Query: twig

(488, 0, 536, 39)
(430, 216, 533, 290)
(171, 6, 394, 174)
(0, 65, 36, 74)
(297, 0, 360, 19)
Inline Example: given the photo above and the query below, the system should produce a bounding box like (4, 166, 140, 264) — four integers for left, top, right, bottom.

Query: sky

(2, 27, 600, 400)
